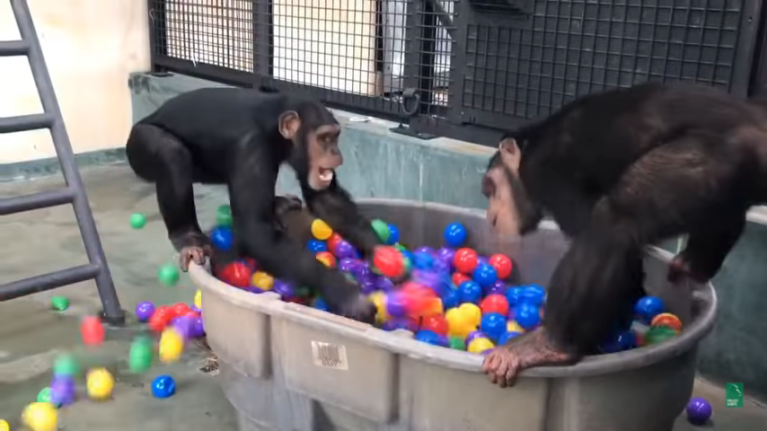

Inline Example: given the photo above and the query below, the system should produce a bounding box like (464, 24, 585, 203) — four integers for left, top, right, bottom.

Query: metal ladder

(0, 0, 125, 324)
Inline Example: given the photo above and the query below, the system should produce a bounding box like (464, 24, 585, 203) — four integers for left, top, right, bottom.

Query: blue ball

(522, 286, 546, 306)
(386, 224, 400, 245)
(634, 296, 665, 323)
(480, 312, 507, 342)
(314, 298, 328, 311)
(444, 222, 467, 247)
(412, 251, 435, 271)
(458, 281, 482, 304)
(505, 286, 524, 306)
(473, 263, 498, 288)
(441, 287, 460, 309)
(601, 330, 638, 353)
(306, 239, 328, 253)
(415, 330, 443, 346)
(498, 330, 523, 345)
(151, 375, 176, 399)
(210, 226, 234, 252)
(402, 250, 415, 266)
(515, 303, 540, 330)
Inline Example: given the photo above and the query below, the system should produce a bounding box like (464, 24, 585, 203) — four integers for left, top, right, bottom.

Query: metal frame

(0, 0, 125, 325)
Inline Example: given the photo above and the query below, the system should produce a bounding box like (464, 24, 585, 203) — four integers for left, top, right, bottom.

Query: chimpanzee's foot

(482, 328, 579, 388)
(338, 294, 377, 325)
(172, 232, 213, 271)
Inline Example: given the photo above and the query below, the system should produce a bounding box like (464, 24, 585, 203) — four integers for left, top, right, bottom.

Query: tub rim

(189, 198, 717, 379)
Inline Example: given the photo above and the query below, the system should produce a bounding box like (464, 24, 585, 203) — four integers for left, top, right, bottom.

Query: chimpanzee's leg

(126, 124, 210, 271)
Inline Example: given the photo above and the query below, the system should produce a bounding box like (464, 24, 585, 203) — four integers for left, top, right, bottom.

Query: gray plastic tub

(189, 199, 717, 431)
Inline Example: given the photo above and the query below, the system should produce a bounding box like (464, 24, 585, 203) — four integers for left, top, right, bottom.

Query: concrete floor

(0, 164, 765, 430)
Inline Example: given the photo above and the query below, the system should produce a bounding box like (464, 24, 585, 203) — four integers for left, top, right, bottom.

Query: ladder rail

(0, 0, 125, 324)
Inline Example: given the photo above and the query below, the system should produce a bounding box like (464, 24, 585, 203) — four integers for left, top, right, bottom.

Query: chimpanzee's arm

(229, 145, 366, 314)
(302, 177, 381, 258)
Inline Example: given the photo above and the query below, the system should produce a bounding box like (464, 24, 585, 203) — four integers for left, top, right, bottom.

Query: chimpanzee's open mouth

(318, 168, 335, 183)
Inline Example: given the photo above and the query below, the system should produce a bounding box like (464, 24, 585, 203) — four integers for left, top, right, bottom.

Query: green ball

(645, 326, 678, 346)
(295, 286, 311, 297)
(216, 205, 233, 227)
(448, 336, 466, 351)
(129, 213, 147, 229)
(371, 219, 390, 243)
(53, 354, 79, 376)
(51, 296, 69, 311)
(158, 264, 181, 287)
(403, 256, 412, 274)
(129, 337, 153, 373)
(394, 243, 407, 252)
(37, 387, 53, 403)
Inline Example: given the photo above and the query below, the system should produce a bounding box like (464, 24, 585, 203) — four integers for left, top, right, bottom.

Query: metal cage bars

(0, 0, 125, 324)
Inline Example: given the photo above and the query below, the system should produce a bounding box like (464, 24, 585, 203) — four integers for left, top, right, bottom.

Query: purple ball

(353, 262, 372, 280)
(487, 280, 507, 296)
(361, 279, 377, 294)
(465, 330, 485, 346)
(51, 375, 76, 406)
(191, 316, 205, 338)
(135, 301, 155, 322)
(375, 276, 395, 292)
(478, 256, 490, 266)
(414, 246, 435, 256)
(173, 315, 196, 340)
(272, 279, 295, 298)
(412, 270, 441, 291)
(334, 241, 357, 259)
(338, 258, 359, 273)
(432, 258, 451, 275)
(170, 316, 181, 327)
(686, 397, 712, 425)
(247, 287, 265, 294)
(190, 305, 201, 314)
(437, 247, 455, 263)
(386, 293, 407, 317)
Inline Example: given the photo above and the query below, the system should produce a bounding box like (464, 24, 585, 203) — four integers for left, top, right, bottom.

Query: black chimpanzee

(480, 82, 767, 387)
(125, 88, 380, 321)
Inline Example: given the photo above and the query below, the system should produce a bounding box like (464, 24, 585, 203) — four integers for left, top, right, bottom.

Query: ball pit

(189, 199, 717, 431)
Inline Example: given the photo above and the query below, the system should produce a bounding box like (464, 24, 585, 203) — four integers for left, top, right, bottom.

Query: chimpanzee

(480, 82, 767, 387)
(125, 88, 380, 320)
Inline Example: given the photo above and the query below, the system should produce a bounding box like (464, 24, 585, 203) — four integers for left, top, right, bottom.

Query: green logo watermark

(726, 382, 743, 408)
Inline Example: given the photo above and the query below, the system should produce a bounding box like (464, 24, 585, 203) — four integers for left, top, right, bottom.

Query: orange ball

(651, 313, 683, 331)
(316, 251, 337, 268)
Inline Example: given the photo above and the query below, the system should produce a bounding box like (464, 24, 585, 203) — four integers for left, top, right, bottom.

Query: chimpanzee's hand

(320, 272, 376, 324)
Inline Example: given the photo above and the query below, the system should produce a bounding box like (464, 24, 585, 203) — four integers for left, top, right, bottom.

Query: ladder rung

(0, 263, 101, 301)
(0, 113, 56, 133)
(0, 188, 75, 216)
(0, 40, 31, 57)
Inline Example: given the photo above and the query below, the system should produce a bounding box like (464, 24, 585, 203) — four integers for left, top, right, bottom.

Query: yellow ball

(468, 337, 495, 354)
(194, 289, 202, 310)
(445, 308, 476, 338)
(316, 254, 334, 267)
(86, 368, 115, 401)
(159, 327, 184, 363)
(369, 291, 390, 323)
(22, 403, 57, 431)
(458, 303, 482, 326)
(310, 219, 333, 240)
(251, 271, 274, 290)
(0, 419, 10, 431)
(507, 320, 525, 333)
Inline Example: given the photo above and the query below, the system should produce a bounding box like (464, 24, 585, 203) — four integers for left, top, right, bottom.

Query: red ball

(80, 316, 105, 346)
(153, 305, 171, 321)
(451, 272, 471, 287)
(421, 314, 448, 335)
(373, 246, 405, 278)
(326, 233, 343, 255)
(183, 309, 200, 319)
(148, 313, 167, 332)
(242, 257, 258, 271)
(172, 302, 191, 317)
(453, 248, 479, 274)
(488, 254, 513, 279)
(219, 262, 252, 288)
(399, 282, 440, 317)
(480, 294, 510, 316)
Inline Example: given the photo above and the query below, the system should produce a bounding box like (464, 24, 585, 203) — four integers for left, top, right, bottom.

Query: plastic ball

(306, 239, 327, 253)
(386, 223, 400, 245)
(0, 419, 8, 431)
(191, 316, 205, 338)
(216, 204, 233, 227)
(412, 251, 435, 271)
(415, 330, 445, 346)
(80, 316, 105, 345)
(385, 293, 407, 318)
(522, 286, 546, 306)
(313, 297, 329, 312)
(173, 315, 197, 341)
(210, 226, 234, 251)
(375, 276, 396, 292)
(53, 354, 79, 377)
(159, 328, 185, 363)
(338, 257, 359, 273)
(601, 331, 638, 353)
(651, 312, 683, 331)
(505, 286, 524, 306)
(486, 280, 507, 296)
(309, 218, 332, 240)
(371, 219, 390, 243)
(445, 307, 477, 338)
(219, 262, 252, 288)
(383, 317, 418, 332)
(51, 296, 69, 311)
(459, 303, 482, 326)
(194, 289, 202, 309)
(50, 374, 76, 406)
(86, 367, 114, 400)
(135, 301, 155, 322)
(488, 254, 513, 279)
(129, 336, 154, 373)
(272, 279, 295, 298)
(158, 264, 181, 287)
(686, 397, 712, 425)
(369, 291, 390, 323)
(421, 314, 448, 335)
(507, 320, 524, 333)
(480, 312, 507, 342)
(22, 402, 58, 431)
(373, 246, 405, 278)
(452, 272, 471, 287)
(465, 330, 486, 346)
(171, 302, 191, 317)
(472, 263, 498, 288)
(458, 281, 482, 304)
(414, 246, 435, 256)
(467, 337, 495, 354)
(251, 271, 274, 290)
(326, 233, 343, 252)
(514, 303, 540, 330)
(129, 212, 146, 229)
(437, 247, 456, 265)
(151, 375, 177, 399)
(634, 296, 665, 323)
(448, 336, 466, 350)
(316, 251, 337, 268)
(443, 222, 467, 247)
(645, 326, 678, 345)
(333, 241, 356, 259)
(453, 248, 479, 274)
(441, 287, 460, 310)
(498, 330, 522, 345)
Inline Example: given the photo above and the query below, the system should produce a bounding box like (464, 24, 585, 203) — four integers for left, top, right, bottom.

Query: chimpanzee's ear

(278, 111, 301, 140)
(498, 136, 521, 171)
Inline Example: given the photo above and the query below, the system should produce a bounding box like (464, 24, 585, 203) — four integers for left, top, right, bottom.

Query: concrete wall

(0, 0, 149, 163)
(128, 72, 767, 399)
